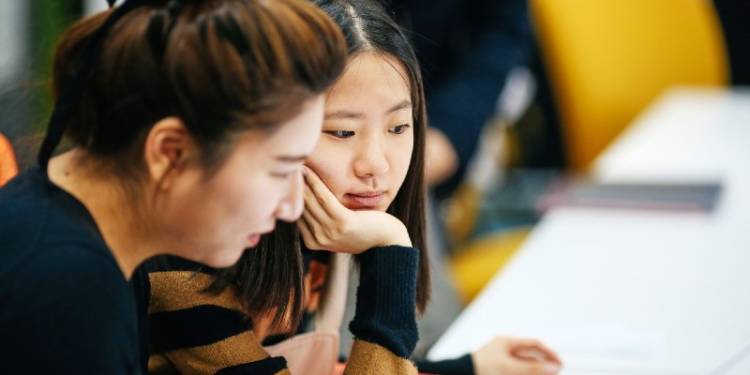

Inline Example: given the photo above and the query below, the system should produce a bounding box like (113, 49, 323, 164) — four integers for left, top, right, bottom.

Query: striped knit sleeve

(345, 245, 420, 374)
(345, 340, 417, 374)
(144, 249, 421, 375)
(146, 265, 289, 375)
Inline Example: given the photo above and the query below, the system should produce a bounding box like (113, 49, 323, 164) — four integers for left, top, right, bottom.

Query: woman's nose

(353, 137, 389, 178)
(276, 170, 304, 222)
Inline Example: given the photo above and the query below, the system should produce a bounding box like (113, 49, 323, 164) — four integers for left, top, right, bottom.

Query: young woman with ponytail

(0, 0, 347, 372)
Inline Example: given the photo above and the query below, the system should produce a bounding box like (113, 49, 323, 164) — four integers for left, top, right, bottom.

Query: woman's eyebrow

(324, 110, 363, 120)
(274, 154, 308, 163)
(324, 100, 411, 119)
(386, 100, 411, 114)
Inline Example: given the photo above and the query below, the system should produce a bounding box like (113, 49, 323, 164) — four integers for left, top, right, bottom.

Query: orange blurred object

(0, 133, 18, 186)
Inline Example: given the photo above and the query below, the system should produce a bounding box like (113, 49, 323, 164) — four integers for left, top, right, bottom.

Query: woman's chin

(200, 247, 247, 268)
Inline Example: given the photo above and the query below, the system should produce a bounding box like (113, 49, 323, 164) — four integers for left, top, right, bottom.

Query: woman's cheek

(392, 136, 414, 181)
(306, 146, 348, 195)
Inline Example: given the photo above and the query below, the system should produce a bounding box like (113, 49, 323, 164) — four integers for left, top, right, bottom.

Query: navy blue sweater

(0, 168, 141, 374)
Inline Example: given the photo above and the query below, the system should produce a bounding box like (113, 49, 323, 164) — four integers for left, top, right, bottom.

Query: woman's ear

(143, 117, 197, 191)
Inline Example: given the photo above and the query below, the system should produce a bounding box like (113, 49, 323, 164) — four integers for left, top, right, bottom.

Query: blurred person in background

(713, 0, 750, 85)
(391, 0, 539, 199)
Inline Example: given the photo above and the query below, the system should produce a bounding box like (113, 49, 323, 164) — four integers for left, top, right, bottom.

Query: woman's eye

(324, 130, 355, 139)
(271, 171, 294, 179)
(389, 124, 411, 134)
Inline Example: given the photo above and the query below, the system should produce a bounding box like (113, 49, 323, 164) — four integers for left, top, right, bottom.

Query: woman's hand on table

(471, 336, 562, 375)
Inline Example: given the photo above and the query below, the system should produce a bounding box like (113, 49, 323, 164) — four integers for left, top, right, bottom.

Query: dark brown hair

(51, 0, 346, 172)
(49, 0, 347, 328)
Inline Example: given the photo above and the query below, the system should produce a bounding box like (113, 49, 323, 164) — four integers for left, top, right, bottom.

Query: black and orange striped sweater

(132, 246, 420, 374)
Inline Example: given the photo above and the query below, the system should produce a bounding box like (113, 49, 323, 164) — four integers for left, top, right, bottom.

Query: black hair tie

(146, 0, 185, 61)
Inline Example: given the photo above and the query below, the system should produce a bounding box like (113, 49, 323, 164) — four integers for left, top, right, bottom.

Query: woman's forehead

(330, 53, 410, 94)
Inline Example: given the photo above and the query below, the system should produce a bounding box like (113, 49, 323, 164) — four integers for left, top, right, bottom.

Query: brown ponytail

(50, 0, 346, 173)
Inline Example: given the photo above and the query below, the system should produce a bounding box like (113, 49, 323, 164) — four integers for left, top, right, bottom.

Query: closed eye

(389, 124, 411, 134)
(324, 130, 355, 139)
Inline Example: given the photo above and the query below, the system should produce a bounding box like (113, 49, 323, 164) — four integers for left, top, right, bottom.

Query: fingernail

(544, 364, 561, 374)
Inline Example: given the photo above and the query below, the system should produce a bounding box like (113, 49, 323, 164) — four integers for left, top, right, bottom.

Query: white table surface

(428, 88, 750, 374)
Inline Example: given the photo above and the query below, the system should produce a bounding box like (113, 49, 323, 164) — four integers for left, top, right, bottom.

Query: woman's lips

(344, 192, 385, 209)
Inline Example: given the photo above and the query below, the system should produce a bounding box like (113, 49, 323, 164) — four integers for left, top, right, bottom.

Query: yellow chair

(0, 133, 18, 186)
(444, 123, 531, 303)
(449, 227, 531, 303)
(448, 2, 728, 303)
(531, 0, 728, 170)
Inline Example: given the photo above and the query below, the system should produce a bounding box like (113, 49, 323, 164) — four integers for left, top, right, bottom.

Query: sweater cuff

(415, 353, 475, 375)
(349, 245, 419, 358)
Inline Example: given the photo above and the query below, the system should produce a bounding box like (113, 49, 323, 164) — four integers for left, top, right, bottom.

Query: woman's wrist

(376, 217, 412, 248)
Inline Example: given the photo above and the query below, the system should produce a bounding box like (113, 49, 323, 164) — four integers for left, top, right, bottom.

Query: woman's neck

(48, 150, 159, 279)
